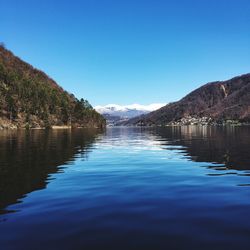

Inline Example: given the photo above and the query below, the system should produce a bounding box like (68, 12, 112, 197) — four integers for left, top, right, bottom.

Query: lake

(0, 126, 250, 250)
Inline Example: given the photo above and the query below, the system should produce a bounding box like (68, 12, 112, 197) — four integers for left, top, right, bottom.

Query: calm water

(0, 127, 250, 250)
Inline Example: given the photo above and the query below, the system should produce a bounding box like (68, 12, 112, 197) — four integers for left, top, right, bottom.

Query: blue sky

(1, 0, 250, 106)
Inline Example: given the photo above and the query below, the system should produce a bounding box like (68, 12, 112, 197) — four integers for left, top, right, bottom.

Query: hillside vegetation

(124, 73, 250, 126)
(0, 45, 105, 129)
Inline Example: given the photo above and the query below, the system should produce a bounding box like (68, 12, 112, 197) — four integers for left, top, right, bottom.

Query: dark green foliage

(0, 45, 105, 128)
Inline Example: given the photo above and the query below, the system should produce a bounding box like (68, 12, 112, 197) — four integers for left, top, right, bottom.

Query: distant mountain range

(95, 104, 166, 125)
(123, 73, 250, 126)
(2, 44, 249, 128)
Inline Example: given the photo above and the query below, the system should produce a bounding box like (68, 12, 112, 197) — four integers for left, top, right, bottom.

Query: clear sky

(1, 0, 250, 106)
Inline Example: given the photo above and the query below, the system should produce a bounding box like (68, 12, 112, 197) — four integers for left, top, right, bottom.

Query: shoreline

(0, 125, 104, 130)
(1, 122, 250, 130)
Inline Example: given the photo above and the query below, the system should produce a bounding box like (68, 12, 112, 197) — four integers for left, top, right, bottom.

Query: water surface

(0, 127, 250, 250)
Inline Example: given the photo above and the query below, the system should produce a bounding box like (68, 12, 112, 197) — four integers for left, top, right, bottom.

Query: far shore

(1, 123, 250, 130)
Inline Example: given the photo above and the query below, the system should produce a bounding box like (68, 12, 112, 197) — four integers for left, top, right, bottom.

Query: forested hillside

(0, 45, 105, 128)
(124, 73, 250, 126)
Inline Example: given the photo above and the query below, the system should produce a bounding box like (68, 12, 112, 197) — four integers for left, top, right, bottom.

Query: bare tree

(0, 42, 6, 48)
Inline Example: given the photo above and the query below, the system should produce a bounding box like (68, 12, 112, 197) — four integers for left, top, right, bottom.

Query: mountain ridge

(124, 73, 250, 126)
(95, 103, 166, 125)
(0, 45, 105, 129)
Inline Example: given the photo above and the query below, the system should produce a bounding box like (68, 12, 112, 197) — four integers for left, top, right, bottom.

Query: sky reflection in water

(0, 126, 250, 250)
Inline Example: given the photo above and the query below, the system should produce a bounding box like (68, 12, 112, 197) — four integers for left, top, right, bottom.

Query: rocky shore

(0, 118, 105, 130)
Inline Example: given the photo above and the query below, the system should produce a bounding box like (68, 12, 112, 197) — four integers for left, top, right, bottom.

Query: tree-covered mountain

(0, 45, 105, 129)
(124, 73, 250, 126)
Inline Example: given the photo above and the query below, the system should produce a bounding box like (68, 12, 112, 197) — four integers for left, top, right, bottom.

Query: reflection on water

(0, 129, 101, 214)
(152, 126, 250, 171)
(0, 126, 250, 250)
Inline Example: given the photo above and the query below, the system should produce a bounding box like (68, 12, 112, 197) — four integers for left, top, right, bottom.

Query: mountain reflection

(1, 126, 250, 215)
(151, 126, 250, 171)
(0, 129, 102, 214)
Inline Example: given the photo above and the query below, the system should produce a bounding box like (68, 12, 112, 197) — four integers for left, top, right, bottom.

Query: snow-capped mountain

(94, 103, 166, 123)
